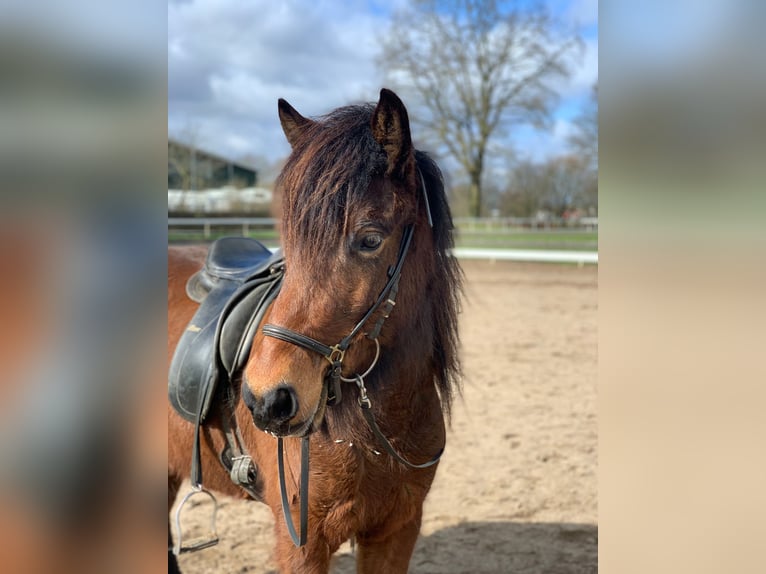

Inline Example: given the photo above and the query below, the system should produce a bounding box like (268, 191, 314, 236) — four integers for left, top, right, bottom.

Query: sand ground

(173, 260, 597, 573)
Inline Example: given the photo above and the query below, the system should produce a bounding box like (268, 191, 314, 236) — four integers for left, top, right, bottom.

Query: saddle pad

(169, 241, 284, 423)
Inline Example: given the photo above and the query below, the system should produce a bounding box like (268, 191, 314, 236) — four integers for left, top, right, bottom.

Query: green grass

(454, 230, 597, 250)
(168, 227, 597, 252)
(169, 228, 280, 246)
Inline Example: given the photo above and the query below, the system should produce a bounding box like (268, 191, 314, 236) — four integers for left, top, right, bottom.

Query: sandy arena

(173, 259, 597, 573)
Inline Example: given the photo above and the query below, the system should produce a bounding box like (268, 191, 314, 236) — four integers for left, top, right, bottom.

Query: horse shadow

(330, 520, 597, 574)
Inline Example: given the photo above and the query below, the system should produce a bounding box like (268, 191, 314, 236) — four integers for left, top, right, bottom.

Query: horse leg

(273, 525, 333, 574)
(355, 508, 423, 574)
(168, 473, 182, 574)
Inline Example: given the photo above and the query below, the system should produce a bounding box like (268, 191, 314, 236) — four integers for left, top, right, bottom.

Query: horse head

(241, 89, 433, 437)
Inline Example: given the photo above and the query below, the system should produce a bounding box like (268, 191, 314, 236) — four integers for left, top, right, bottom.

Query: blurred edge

(0, 2, 166, 573)
(601, 2, 766, 573)
(2, 1, 766, 572)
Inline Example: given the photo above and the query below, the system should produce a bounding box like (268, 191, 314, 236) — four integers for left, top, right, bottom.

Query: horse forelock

(277, 104, 386, 267)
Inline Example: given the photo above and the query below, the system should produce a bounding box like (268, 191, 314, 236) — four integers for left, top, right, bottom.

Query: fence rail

(169, 217, 276, 239)
(168, 217, 598, 264)
(453, 216, 598, 230)
(451, 248, 597, 264)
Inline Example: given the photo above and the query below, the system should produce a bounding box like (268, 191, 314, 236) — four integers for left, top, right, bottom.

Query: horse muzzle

(242, 379, 327, 438)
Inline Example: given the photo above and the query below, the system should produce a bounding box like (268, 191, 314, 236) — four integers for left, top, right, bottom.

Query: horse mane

(276, 104, 462, 416)
(414, 149, 463, 418)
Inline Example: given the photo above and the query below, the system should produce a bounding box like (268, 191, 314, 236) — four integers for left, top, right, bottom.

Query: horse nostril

(265, 386, 298, 423)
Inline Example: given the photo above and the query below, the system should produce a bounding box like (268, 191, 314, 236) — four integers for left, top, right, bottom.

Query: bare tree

(381, 0, 581, 216)
(567, 83, 597, 213)
(500, 159, 544, 217)
(500, 154, 596, 218)
(540, 155, 589, 216)
(168, 124, 202, 193)
(569, 83, 598, 171)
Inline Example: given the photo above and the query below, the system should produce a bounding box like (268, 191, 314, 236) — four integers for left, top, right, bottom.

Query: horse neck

(364, 250, 440, 404)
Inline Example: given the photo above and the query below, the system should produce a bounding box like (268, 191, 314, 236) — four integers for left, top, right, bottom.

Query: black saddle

(186, 236, 276, 303)
(169, 237, 284, 423)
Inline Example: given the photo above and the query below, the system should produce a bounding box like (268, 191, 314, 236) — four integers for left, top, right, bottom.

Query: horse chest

(311, 443, 426, 540)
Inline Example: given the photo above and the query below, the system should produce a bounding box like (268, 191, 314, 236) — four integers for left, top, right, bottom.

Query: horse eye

(359, 233, 383, 251)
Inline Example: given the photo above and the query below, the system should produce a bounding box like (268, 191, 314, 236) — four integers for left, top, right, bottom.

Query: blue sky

(168, 0, 597, 173)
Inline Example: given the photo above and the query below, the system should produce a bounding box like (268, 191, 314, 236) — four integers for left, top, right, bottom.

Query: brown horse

(168, 89, 462, 573)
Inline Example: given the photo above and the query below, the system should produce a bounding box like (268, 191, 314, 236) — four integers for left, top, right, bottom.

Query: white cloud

(553, 117, 577, 144)
(224, 134, 253, 155)
(169, 0, 598, 167)
(514, 118, 575, 163)
(545, 33, 598, 104)
(168, 0, 388, 162)
(571, 35, 599, 93)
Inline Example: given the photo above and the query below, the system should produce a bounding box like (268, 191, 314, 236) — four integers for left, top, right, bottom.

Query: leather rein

(261, 215, 444, 547)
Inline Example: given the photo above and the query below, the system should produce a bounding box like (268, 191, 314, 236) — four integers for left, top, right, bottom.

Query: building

(168, 138, 258, 190)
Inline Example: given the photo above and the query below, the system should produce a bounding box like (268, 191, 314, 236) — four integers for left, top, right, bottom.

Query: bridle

(262, 167, 433, 405)
(262, 222, 414, 406)
(259, 171, 443, 546)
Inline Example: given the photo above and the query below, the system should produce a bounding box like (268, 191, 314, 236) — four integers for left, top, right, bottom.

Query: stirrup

(173, 486, 220, 555)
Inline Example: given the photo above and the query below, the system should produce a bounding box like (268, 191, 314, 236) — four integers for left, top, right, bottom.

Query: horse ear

(278, 98, 314, 148)
(371, 88, 413, 179)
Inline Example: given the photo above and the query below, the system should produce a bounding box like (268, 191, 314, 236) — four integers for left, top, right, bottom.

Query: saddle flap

(168, 282, 237, 422)
(218, 276, 282, 376)
(169, 241, 285, 424)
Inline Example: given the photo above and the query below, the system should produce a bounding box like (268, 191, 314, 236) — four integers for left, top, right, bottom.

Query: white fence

(168, 217, 598, 264)
(452, 248, 597, 264)
(169, 217, 276, 238)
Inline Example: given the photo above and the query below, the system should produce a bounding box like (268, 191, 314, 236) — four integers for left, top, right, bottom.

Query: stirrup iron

(173, 486, 220, 555)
